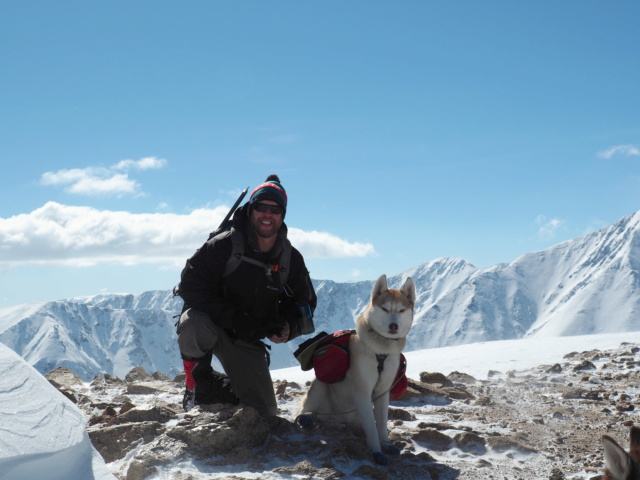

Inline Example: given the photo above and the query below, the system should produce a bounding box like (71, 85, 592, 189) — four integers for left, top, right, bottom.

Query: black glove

(226, 310, 265, 343)
(266, 317, 288, 338)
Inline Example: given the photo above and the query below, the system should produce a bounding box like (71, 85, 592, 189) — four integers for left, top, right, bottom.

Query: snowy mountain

(406, 210, 640, 349)
(0, 292, 183, 381)
(1, 210, 640, 381)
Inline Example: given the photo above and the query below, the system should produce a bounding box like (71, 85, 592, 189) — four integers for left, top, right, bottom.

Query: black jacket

(178, 203, 317, 343)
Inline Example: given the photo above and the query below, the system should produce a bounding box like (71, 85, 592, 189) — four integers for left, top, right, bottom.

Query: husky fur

(296, 274, 416, 465)
(603, 427, 640, 480)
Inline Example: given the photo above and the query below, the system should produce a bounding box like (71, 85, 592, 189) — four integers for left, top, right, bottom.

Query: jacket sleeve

(177, 234, 237, 330)
(283, 247, 318, 342)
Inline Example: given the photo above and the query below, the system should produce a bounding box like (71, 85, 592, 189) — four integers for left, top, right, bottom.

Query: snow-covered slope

(0, 343, 115, 480)
(1, 210, 640, 380)
(520, 211, 640, 336)
(408, 211, 640, 350)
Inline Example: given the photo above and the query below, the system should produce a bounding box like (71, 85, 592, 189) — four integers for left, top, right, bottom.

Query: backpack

(293, 330, 409, 399)
(212, 227, 292, 286)
(174, 205, 292, 297)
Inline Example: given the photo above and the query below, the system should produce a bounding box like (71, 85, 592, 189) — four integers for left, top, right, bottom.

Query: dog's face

(366, 274, 416, 339)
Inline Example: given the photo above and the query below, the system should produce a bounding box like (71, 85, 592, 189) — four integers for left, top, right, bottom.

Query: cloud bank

(0, 202, 375, 267)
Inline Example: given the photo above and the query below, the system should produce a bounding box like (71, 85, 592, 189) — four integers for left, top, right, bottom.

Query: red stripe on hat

(250, 182, 288, 200)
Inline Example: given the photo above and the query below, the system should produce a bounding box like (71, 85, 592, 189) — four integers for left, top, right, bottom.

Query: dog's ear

(630, 425, 640, 457)
(400, 277, 416, 305)
(603, 434, 633, 479)
(371, 274, 389, 300)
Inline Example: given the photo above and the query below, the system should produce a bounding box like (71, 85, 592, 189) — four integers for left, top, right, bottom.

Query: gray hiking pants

(177, 308, 277, 416)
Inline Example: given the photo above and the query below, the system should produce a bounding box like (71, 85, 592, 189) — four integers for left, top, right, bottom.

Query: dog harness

(376, 354, 387, 374)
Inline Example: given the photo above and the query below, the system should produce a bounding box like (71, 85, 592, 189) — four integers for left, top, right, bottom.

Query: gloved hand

(277, 304, 314, 341)
(228, 310, 266, 343)
(266, 313, 287, 336)
(268, 321, 290, 344)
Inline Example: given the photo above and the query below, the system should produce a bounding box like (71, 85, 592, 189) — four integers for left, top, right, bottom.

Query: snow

(0, 343, 115, 480)
(5, 330, 640, 479)
(273, 330, 640, 384)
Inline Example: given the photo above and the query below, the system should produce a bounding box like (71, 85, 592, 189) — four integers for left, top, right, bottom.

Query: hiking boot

(192, 361, 240, 406)
(182, 387, 196, 412)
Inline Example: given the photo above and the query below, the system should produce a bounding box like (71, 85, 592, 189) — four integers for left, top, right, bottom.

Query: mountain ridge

(2, 210, 640, 381)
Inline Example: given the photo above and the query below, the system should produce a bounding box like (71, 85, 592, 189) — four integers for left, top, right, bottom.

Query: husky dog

(296, 274, 416, 465)
(603, 427, 640, 480)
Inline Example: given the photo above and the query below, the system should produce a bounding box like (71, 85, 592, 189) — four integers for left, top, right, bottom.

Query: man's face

(250, 200, 284, 239)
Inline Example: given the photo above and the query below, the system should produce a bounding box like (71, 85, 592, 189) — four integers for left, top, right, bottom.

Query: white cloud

(536, 215, 565, 241)
(596, 144, 640, 159)
(0, 203, 375, 267)
(40, 157, 167, 197)
(287, 229, 376, 259)
(114, 157, 167, 171)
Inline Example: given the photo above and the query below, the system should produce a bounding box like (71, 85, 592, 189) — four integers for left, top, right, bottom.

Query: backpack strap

(221, 229, 243, 277)
(277, 239, 291, 287)
(222, 228, 292, 287)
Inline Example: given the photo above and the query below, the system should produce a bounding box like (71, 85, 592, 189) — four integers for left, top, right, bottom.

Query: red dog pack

(294, 330, 408, 399)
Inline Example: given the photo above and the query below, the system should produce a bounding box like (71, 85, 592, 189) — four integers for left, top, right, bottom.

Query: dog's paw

(296, 414, 315, 429)
(381, 442, 401, 455)
(372, 451, 389, 465)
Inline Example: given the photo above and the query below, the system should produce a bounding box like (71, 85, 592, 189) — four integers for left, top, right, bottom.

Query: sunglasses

(253, 203, 284, 215)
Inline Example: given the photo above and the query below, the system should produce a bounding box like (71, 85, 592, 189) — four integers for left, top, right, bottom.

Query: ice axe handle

(219, 187, 249, 228)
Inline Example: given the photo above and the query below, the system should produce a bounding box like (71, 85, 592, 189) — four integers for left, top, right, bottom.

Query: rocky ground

(45, 341, 640, 480)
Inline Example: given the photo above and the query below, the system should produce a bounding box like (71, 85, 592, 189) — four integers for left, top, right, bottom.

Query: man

(176, 174, 317, 415)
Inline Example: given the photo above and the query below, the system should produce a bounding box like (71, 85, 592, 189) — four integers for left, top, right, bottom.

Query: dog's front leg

(298, 380, 324, 414)
(373, 392, 399, 456)
(296, 380, 326, 428)
(352, 388, 383, 455)
(373, 391, 390, 444)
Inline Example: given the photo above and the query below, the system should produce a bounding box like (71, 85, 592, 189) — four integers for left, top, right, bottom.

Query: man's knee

(177, 308, 218, 359)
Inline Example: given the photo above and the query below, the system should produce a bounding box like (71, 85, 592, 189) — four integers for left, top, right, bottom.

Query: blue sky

(1, 2, 639, 307)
